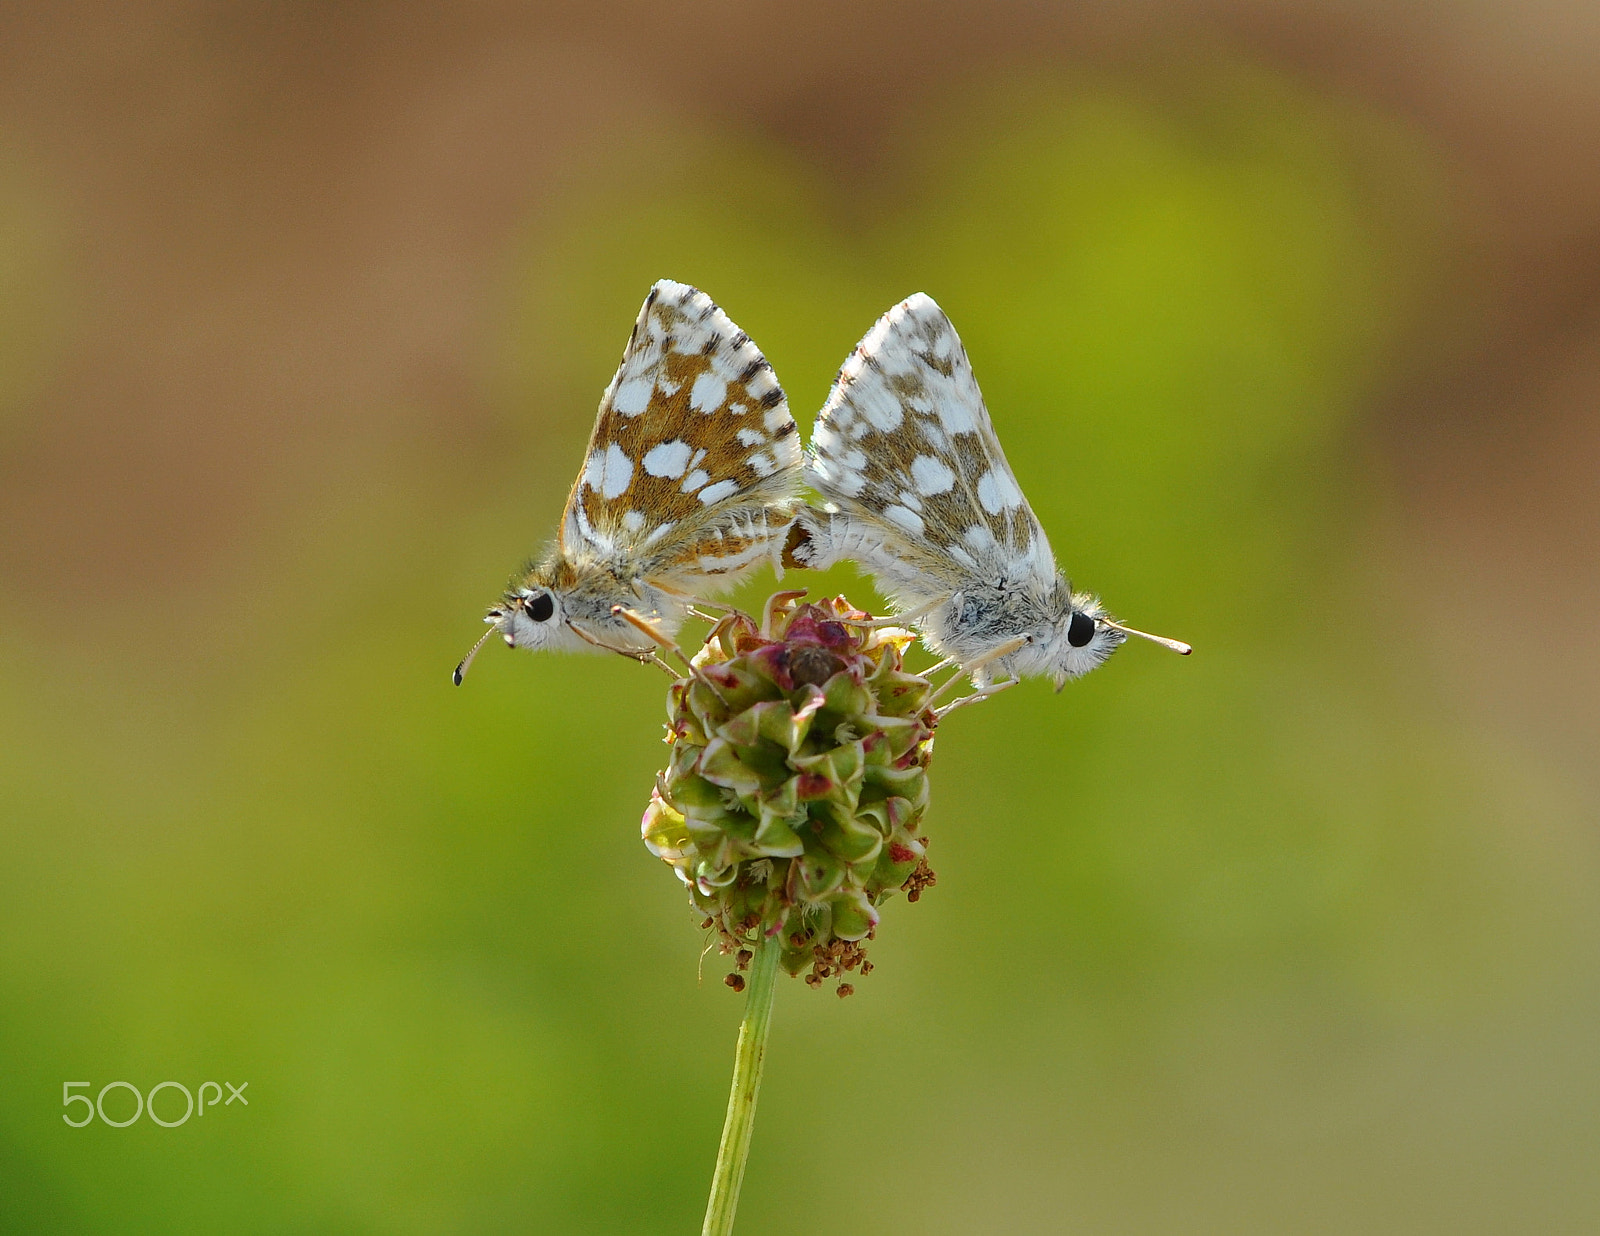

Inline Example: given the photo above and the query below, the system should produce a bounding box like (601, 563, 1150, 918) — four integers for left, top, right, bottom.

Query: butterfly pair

(454, 280, 1188, 693)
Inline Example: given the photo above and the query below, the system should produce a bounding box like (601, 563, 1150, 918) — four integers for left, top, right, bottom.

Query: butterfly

(789, 293, 1188, 698)
(455, 279, 804, 683)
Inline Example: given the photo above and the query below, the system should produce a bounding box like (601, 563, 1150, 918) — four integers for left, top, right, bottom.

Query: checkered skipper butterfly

(790, 293, 1188, 696)
(455, 280, 803, 683)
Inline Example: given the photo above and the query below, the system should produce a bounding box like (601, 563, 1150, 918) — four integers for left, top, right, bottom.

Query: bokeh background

(3, 4, 1599, 1233)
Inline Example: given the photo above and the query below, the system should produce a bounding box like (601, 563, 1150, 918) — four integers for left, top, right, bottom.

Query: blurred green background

(3, 6, 1600, 1233)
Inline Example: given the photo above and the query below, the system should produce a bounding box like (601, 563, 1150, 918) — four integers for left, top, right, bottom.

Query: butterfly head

(453, 585, 569, 685)
(1046, 594, 1127, 691)
(493, 587, 566, 653)
(1042, 593, 1193, 690)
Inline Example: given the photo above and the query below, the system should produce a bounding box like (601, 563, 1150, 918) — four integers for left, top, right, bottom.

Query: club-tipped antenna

(1101, 619, 1192, 656)
(452, 623, 499, 685)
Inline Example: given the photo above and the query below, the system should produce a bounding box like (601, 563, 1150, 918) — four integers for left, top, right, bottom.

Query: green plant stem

(702, 936, 781, 1236)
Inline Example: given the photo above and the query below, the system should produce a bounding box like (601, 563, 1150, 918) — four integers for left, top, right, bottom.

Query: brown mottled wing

(806, 293, 1057, 591)
(558, 280, 803, 587)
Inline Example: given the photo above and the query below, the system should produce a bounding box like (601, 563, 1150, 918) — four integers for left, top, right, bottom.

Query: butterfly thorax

(924, 578, 1121, 686)
(925, 572, 1068, 676)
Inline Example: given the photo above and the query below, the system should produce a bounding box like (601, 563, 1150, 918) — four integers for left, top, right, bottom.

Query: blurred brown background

(2, 3, 1598, 764)
(2, 4, 1598, 1233)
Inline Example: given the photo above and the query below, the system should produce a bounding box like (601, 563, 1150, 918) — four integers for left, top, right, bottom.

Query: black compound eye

(1066, 610, 1097, 648)
(526, 593, 555, 622)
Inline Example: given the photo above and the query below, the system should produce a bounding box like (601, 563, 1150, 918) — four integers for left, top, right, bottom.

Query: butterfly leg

(566, 617, 678, 676)
(640, 580, 743, 628)
(836, 594, 952, 631)
(609, 606, 697, 674)
(910, 654, 967, 701)
(934, 674, 1021, 719)
(609, 606, 743, 706)
(926, 635, 1030, 707)
(650, 580, 735, 616)
(926, 661, 973, 701)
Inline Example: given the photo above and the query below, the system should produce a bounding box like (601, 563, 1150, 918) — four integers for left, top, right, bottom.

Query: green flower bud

(642, 594, 938, 991)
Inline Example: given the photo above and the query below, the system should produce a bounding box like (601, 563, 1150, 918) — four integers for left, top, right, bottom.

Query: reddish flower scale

(642, 593, 938, 988)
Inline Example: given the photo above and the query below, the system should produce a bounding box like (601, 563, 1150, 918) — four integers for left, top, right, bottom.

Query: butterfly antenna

(452, 624, 499, 686)
(1100, 619, 1192, 656)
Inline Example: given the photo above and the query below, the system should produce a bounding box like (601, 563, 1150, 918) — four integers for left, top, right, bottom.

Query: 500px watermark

(62, 1081, 248, 1128)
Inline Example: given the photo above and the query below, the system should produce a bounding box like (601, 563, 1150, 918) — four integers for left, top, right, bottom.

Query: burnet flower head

(642, 592, 938, 994)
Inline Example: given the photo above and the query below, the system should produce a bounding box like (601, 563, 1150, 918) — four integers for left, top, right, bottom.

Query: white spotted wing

(799, 293, 1141, 687)
(461, 280, 803, 674)
(805, 294, 1056, 597)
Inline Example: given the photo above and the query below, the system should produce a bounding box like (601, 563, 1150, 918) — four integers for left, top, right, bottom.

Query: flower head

(642, 593, 938, 991)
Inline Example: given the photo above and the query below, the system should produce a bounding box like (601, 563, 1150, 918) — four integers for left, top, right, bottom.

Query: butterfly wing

(804, 293, 1057, 607)
(557, 280, 803, 589)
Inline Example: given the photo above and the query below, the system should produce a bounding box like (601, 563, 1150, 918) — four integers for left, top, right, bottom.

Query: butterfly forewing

(457, 280, 804, 674)
(561, 279, 802, 586)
